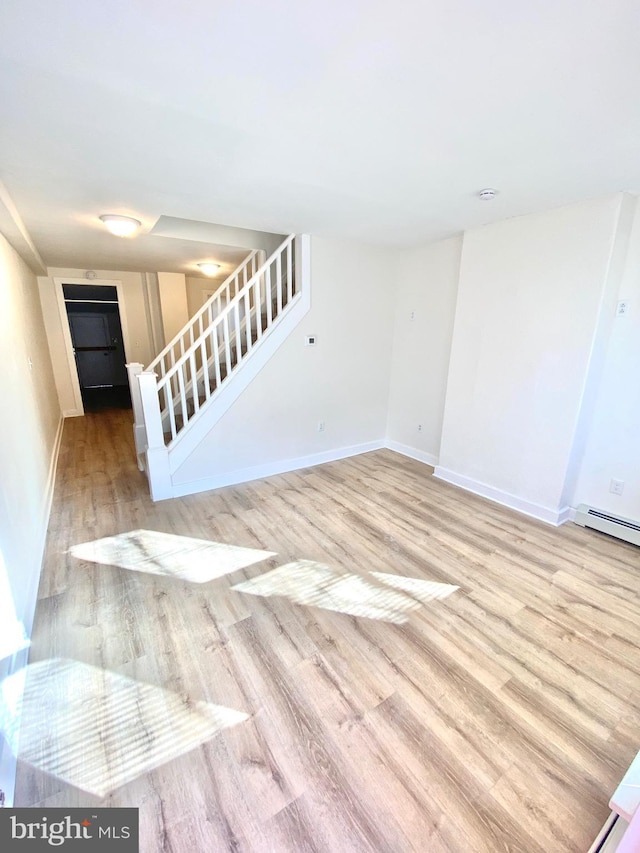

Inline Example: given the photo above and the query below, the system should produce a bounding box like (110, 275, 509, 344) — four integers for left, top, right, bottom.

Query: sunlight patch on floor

(232, 562, 461, 623)
(1, 659, 248, 798)
(370, 572, 459, 604)
(231, 560, 425, 623)
(69, 529, 275, 583)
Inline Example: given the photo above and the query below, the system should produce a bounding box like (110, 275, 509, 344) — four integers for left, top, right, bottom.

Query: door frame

(54, 277, 132, 417)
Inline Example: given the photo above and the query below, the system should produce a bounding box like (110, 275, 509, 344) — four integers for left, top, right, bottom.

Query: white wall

(157, 272, 189, 346)
(186, 275, 214, 319)
(142, 271, 165, 355)
(173, 236, 397, 487)
(571, 196, 640, 519)
(0, 233, 61, 632)
(436, 195, 622, 524)
(38, 268, 156, 414)
(386, 236, 462, 464)
(0, 232, 61, 801)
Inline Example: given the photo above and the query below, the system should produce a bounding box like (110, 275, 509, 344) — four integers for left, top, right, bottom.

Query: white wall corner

(385, 440, 438, 468)
(0, 180, 46, 275)
(433, 466, 571, 527)
(560, 192, 638, 508)
(438, 198, 624, 528)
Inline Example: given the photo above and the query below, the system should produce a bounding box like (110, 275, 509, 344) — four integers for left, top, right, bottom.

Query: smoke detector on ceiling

(478, 188, 498, 201)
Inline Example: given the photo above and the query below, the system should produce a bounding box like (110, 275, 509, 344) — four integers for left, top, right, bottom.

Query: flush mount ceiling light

(99, 214, 141, 237)
(197, 263, 221, 276)
(478, 188, 498, 201)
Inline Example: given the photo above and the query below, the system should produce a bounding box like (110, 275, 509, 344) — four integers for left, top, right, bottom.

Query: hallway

(13, 409, 640, 852)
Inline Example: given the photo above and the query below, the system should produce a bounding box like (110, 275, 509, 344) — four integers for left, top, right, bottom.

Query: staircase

(127, 233, 310, 500)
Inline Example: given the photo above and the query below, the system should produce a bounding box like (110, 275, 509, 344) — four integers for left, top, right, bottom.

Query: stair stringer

(166, 284, 310, 480)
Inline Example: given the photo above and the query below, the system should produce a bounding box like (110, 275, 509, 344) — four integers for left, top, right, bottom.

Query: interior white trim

(53, 277, 132, 417)
(173, 441, 573, 526)
(171, 440, 386, 498)
(433, 465, 571, 526)
(384, 440, 438, 468)
(40, 415, 64, 554)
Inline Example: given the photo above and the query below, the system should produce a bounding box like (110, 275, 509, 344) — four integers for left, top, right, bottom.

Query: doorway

(57, 280, 132, 414)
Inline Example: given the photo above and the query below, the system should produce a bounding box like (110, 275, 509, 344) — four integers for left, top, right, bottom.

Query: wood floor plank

(364, 694, 549, 853)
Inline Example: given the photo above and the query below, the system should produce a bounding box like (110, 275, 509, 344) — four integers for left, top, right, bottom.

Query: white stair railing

(147, 249, 260, 391)
(128, 250, 261, 464)
(138, 234, 298, 452)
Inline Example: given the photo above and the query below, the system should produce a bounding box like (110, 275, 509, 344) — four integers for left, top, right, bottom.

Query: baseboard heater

(574, 504, 640, 547)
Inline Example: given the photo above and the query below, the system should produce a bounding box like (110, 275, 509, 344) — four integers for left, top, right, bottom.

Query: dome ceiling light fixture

(99, 214, 142, 237)
(478, 188, 498, 201)
(197, 262, 221, 276)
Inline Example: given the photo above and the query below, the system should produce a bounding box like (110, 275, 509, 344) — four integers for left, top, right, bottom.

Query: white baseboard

(167, 424, 572, 530)
(433, 466, 571, 527)
(62, 408, 82, 418)
(40, 415, 64, 554)
(384, 440, 438, 468)
(171, 440, 386, 498)
(29, 414, 64, 625)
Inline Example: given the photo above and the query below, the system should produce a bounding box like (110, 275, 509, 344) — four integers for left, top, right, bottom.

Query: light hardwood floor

(14, 408, 640, 852)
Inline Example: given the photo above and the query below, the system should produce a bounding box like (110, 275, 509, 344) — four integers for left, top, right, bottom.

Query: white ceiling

(1, 0, 639, 272)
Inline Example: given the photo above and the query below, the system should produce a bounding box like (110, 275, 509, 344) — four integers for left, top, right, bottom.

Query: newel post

(137, 370, 173, 501)
(126, 362, 147, 471)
